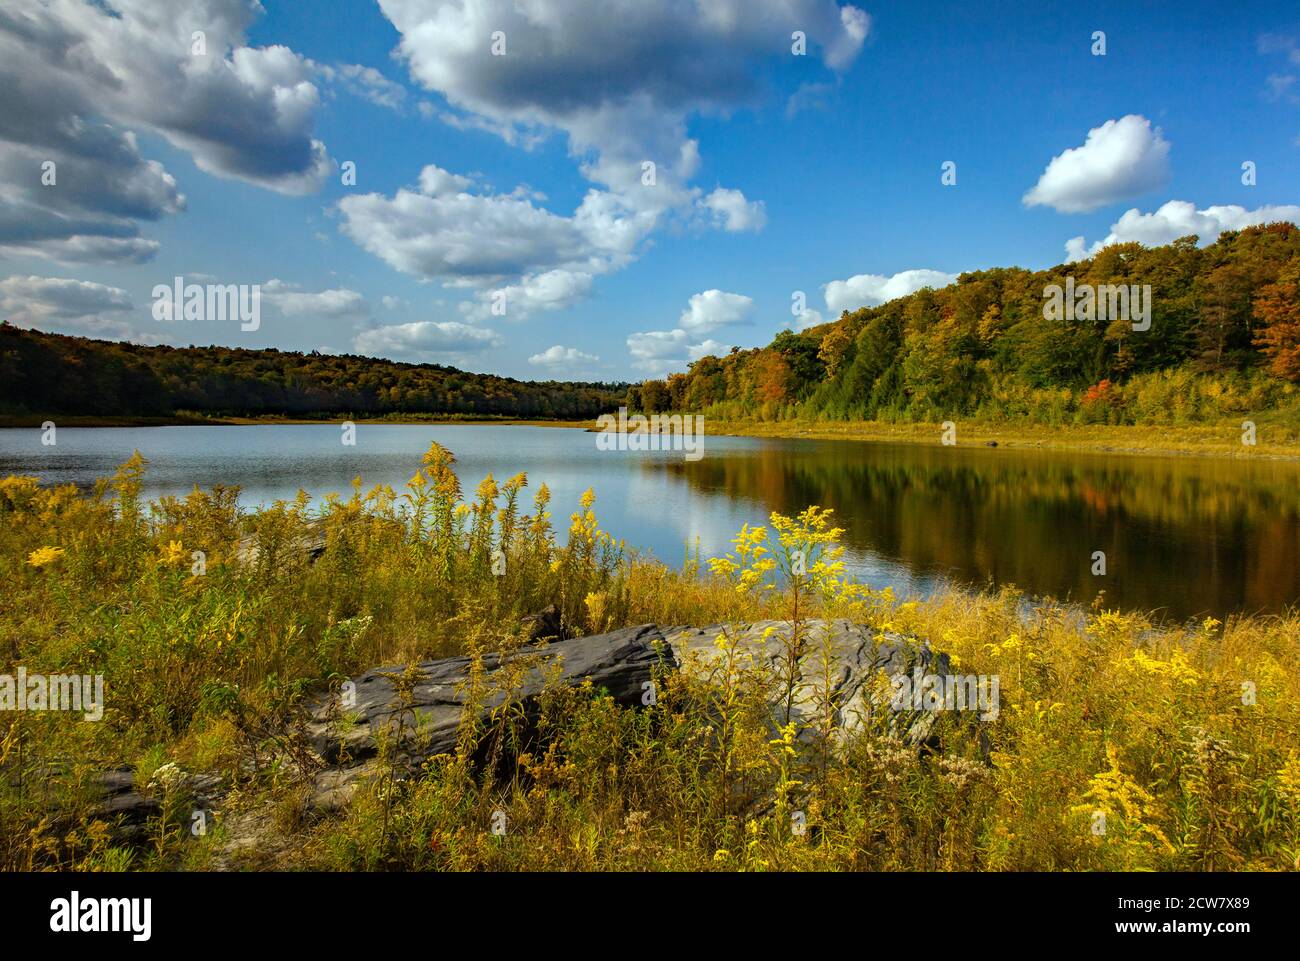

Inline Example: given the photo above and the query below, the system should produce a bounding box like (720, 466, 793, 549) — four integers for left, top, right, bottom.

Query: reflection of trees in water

(663, 443, 1300, 619)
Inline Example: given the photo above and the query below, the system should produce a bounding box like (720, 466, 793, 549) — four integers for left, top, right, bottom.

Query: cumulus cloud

(1064, 201, 1300, 261)
(339, 164, 629, 285)
(417, 164, 474, 196)
(0, 0, 333, 263)
(679, 289, 754, 333)
(794, 308, 826, 331)
(0, 274, 132, 323)
(0, 273, 158, 340)
(353, 320, 500, 360)
(1023, 115, 1170, 214)
(380, 0, 869, 192)
(459, 269, 594, 320)
(627, 329, 727, 375)
(261, 280, 368, 318)
(0, 120, 186, 264)
(823, 268, 957, 315)
(528, 345, 599, 368)
(346, 1, 868, 310)
(623, 288, 749, 374)
(700, 188, 767, 232)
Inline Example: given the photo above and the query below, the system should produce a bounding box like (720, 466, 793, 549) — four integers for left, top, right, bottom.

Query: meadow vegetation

(1, 445, 1297, 871)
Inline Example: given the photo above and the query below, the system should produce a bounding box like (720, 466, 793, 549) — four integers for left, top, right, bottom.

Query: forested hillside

(6, 225, 1300, 426)
(635, 224, 1300, 424)
(0, 326, 624, 420)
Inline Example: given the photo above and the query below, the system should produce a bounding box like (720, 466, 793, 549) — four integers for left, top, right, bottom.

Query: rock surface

(304, 624, 675, 808)
(233, 521, 329, 567)
(83, 618, 962, 863)
(664, 619, 953, 746)
(302, 619, 954, 811)
(86, 767, 224, 842)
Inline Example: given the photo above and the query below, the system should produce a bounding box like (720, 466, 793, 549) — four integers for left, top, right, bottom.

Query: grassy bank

(698, 416, 1300, 461)
(7, 408, 1300, 462)
(1, 448, 1297, 871)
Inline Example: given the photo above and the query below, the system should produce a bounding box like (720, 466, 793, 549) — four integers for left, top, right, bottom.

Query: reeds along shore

(1, 444, 1297, 871)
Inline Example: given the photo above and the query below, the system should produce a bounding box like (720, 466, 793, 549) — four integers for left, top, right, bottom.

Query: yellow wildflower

(26, 546, 64, 568)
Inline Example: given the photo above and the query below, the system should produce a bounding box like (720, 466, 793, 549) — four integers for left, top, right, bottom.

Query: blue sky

(1, 0, 1297, 381)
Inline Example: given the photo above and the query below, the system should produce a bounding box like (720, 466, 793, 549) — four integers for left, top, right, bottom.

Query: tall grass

(1, 445, 1296, 871)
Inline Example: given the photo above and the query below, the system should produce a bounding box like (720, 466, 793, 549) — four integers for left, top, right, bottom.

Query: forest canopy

(5, 225, 1300, 425)
(0, 326, 625, 420)
(630, 224, 1300, 425)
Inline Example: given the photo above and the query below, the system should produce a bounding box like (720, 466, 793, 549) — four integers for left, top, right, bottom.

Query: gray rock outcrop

(305, 624, 675, 808)
(83, 618, 976, 859)
(303, 618, 960, 810)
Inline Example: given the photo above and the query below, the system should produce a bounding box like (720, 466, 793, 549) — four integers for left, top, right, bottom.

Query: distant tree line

(628, 224, 1300, 423)
(0, 327, 625, 419)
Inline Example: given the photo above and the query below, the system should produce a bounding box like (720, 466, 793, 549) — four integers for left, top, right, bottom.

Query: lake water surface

(2, 424, 1297, 621)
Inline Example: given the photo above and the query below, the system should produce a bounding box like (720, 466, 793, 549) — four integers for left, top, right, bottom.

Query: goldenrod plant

(1, 446, 1297, 871)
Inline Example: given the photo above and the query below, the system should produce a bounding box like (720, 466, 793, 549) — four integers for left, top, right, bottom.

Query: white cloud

(0, 274, 132, 324)
(418, 164, 474, 196)
(794, 308, 825, 331)
(460, 269, 594, 320)
(339, 164, 631, 286)
(351, 1, 869, 306)
(627, 328, 726, 375)
(262, 280, 368, 318)
(786, 81, 835, 117)
(381, 0, 868, 199)
(528, 345, 599, 368)
(353, 320, 500, 360)
(3, 2, 331, 193)
(327, 63, 408, 111)
(0, 273, 159, 340)
(381, 295, 408, 310)
(1260, 35, 1300, 104)
(700, 188, 767, 232)
(823, 268, 958, 314)
(622, 288, 750, 374)
(679, 289, 754, 333)
(0, 0, 333, 263)
(1023, 115, 1170, 214)
(1065, 200, 1300, 260)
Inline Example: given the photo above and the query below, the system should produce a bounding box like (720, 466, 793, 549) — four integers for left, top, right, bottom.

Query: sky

(1, 0, 1297, 382)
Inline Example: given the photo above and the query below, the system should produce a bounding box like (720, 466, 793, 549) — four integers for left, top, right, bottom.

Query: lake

(2, 423, 1297, 621)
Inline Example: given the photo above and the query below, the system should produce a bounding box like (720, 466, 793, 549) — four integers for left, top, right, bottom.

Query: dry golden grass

(1, 448, 1297, 871)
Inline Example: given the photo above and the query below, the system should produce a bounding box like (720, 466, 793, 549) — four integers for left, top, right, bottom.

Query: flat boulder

(303, 619, 955, 810)
(666, 619, 955, 747)
(304, 624, 675, 807)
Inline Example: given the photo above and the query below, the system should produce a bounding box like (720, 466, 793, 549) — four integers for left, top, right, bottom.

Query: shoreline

(3, 412, 1299, 462)
(696, 417, 1300, 462)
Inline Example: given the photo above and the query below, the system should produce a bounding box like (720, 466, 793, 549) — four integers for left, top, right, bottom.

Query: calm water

(2, 424, 1298, 620)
